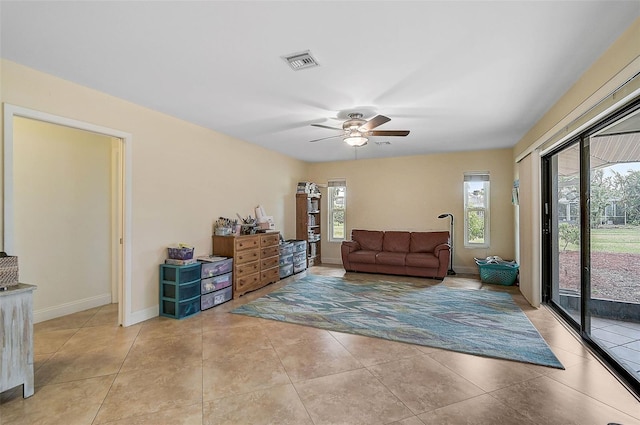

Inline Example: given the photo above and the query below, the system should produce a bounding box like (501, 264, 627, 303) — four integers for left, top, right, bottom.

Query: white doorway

(3, 104, 132, 326)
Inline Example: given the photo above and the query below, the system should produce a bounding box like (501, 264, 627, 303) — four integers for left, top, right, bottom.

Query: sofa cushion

(406, 252, 440, 268)
(352, 230, 384, 251)
(348, 250, 378, 264)
(382, 231, 410, 253)
(376, 251, 406, 266)
(410, 231, 449, 253)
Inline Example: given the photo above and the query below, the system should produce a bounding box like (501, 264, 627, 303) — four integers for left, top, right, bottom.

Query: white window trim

(463, 172, 490, 248)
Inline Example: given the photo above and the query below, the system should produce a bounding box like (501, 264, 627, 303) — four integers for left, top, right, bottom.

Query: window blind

(328, 179, 346, 187)
(463, 172, 490, 182)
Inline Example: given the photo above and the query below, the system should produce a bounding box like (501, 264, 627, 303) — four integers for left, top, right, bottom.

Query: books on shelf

(297, 181, 321, 196)
(297, 182, 311, 193)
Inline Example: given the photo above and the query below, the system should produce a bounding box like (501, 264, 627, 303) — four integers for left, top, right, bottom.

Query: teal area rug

(231, 275, 564, 369)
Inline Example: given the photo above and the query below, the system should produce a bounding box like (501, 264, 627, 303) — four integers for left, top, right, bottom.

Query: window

(464, 172, 490, 248)
(328, 179, 346, 241)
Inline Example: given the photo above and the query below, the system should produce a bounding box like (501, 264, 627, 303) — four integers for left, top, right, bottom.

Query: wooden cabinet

(1, 284, 36, 398)
(213, 233, 280, 298)
(296, 192, 321, 266)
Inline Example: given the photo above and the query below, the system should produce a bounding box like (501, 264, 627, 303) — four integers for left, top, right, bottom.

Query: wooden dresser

(212, 232, 280, 298)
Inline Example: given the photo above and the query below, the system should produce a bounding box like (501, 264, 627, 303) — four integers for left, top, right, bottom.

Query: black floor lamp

(437, 213, 456, 275)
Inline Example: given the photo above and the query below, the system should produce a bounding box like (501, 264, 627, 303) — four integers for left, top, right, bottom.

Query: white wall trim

(455, 266, 479, 275)
(3, 103, 134, 327)
(128, 305, 159, 326)
(321, 257, 342, 265)
(321, 257, 479, 276)
(34, 293, 112, 324)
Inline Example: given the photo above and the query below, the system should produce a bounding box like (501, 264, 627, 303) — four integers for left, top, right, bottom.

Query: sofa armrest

(434, 243, 451, 278)
(342, 240, 361, 252)
(434, 243, 450, 256)
(341, 241, 361, 271)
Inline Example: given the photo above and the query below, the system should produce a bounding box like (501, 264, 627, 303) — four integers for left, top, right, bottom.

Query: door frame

(3, 103, 133, 326)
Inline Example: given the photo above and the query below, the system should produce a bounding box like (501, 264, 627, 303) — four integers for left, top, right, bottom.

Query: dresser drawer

(235, 248, 259, 264)
(261, 266, 280, 283)
(260, 233, 280, 247)
(200, 258, 233, 278)
(260, 245, 279, 258)
(235, 236, 259, 251)
(201, 286, 232, 310)
(235, 273, 260, 294)
(201, 272, 232, 294)
(260, 255, 279, 270)
(235, 261, 259, 277)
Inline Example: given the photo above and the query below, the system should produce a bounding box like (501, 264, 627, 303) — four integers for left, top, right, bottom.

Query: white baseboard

(318, 259, 478, 276)
(453, 266, 479, 275)
(34, 293, 112, 324)
(125, 305, 158, 327)
(320, 257, 342, 265)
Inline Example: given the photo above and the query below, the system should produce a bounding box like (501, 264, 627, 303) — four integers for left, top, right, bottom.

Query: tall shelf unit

(296, 192, 321, 266)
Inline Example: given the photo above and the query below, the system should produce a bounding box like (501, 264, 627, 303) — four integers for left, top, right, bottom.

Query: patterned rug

(231, 275, 564, 369)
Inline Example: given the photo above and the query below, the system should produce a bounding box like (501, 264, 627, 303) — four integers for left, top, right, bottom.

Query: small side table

(0, 283, 37, 398)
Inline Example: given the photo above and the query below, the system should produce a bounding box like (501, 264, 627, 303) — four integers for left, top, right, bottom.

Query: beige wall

(1, 59, 307, 323)
(308, 149, 515, 273)
(13, 118, 113, 319)
(2, 17, 637, 321)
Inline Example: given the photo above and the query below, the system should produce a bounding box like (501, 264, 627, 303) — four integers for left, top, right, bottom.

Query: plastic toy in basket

(167, 244, 194, 260)
(475, 257, 519, 286)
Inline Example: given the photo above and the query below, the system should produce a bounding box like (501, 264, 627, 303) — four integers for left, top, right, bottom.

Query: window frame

(327, 179, 346, 242)
(463, 172, 490, 248)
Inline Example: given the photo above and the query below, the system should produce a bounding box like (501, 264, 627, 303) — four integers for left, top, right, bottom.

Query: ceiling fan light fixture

(308, 112, 409, 146)
(344, 136, 368, 146)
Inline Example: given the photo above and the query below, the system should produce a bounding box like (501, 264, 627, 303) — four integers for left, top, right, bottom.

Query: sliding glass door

(543, 100, 640, 395)
(547, 143, 582, 323)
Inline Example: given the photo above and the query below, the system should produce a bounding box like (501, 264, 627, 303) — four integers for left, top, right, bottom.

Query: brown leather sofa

(341, 229, 450, 279)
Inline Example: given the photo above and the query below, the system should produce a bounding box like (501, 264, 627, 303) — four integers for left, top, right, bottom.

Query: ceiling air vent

(375, 141, 392, 145)
(283, 51, 319, 71)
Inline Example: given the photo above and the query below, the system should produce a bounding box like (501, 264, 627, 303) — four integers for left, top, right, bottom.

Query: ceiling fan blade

(369, 130, 410, 137)
(359, 115, 391, 131)
(311, 123, 343, 131)
(308, 134, 343, 143)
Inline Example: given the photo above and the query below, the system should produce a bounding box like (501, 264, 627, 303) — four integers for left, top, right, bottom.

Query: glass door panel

(587, 110, 640, 378)
(550, 143, 582, 324)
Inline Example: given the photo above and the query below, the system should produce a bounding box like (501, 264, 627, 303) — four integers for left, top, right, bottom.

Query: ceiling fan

(309, 113, 410, 147)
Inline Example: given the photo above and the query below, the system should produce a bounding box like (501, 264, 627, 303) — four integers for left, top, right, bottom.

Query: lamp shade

(344, 136, 368, 146)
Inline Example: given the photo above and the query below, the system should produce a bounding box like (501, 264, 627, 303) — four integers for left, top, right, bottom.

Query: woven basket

(475, 259, 519, 286)
(0, 255, 19, 288)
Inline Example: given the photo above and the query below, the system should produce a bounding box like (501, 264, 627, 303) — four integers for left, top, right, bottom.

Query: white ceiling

(1, 1, 639, 162)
